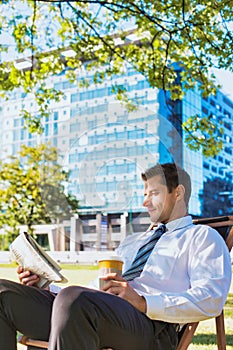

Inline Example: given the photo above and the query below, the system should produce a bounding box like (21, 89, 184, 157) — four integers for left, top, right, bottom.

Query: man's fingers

(104, 285, 122, 296)
(18, 269, 31, 281)
(22, 275, 40, 286)
(17, 265, 24, 274)
(101, 273, 125, 282)
(21, 274, 40, 286)
(102, 279, 128, 291)
(17, 268, 39, 286)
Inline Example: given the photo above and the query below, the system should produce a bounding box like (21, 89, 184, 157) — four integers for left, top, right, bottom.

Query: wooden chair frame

(18, 215, 233, 350)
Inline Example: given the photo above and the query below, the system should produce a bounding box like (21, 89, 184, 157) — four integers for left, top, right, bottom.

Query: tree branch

(29, 0, 37, 80)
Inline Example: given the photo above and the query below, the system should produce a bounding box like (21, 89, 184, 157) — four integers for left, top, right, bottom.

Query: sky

(213, 68, 233, 101)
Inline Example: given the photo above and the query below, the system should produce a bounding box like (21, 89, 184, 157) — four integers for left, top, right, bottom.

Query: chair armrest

(18, 335, 48, 349)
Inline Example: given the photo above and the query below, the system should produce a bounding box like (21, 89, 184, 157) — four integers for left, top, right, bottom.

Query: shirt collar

(165, 215, 193, 232)
(147, 215, 193, 235)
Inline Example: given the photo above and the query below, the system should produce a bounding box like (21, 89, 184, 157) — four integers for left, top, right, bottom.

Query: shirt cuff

(49, 284, 62, 294)
(143, 294, 164, 320)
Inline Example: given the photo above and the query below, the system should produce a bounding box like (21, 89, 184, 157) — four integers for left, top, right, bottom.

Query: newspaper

(9, 232, 68, 288)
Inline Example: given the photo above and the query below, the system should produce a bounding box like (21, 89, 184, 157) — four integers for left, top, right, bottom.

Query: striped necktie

(122, 224, 166, 281)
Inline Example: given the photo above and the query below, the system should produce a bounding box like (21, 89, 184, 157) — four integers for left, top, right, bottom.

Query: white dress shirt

(116, 215, 232, 323)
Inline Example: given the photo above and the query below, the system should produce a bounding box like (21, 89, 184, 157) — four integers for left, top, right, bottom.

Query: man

(0, 163, 231, 350)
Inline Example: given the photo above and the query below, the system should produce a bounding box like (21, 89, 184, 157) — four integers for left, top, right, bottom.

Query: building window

(210, 99, 215, 107)
(54, 112, 58, 121)
(225, 147, 232, 155)
(212, 166, 217, 173)
(201, 106, 208, 115)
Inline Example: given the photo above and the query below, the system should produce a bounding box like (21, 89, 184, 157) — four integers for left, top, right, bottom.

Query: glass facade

(0, 64, 233, 218)
(182, 86, 203, 216)
(202, 92, 233, 181)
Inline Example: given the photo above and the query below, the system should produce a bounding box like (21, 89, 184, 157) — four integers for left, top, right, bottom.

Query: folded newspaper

(10, 232, 68, 289)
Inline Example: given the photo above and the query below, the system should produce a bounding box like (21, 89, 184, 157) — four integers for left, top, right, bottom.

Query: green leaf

(0, 0, 233, 156)
(0, 143, 79, 239)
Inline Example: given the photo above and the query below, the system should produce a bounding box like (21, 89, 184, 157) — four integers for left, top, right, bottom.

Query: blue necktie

(122, 224, 166, 281)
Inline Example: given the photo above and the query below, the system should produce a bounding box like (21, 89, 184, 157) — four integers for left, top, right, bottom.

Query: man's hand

(100, 273, 147, 313)
(17, 266, 40, 287)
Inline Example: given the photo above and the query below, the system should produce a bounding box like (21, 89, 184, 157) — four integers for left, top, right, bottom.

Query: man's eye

(151, 191, 159, 196)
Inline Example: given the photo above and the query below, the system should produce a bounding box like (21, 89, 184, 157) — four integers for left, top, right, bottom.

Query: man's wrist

(140, 295, 147, 313)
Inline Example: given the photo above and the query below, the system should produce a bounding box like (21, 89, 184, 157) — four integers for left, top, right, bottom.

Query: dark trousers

(0, 279, 178, 350)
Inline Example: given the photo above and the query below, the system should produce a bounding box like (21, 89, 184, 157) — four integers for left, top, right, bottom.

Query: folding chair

(18, 215, 233, 350)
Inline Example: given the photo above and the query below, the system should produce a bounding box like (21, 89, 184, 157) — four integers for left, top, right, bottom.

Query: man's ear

(176, 184, 185, 200)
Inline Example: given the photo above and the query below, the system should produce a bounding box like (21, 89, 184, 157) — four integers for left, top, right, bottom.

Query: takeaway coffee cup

(98, 256, 123, 289)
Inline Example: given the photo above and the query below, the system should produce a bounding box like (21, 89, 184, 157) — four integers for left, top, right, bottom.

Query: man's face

(143, 175, 178, 224)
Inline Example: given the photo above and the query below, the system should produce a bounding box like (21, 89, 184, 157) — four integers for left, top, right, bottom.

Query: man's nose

(143, 195, 150, 207)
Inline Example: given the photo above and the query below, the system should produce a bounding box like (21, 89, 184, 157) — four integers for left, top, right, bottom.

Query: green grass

(0, 262, 98, 269)
(225, 293, 233, 318)
(187, 293, 233, 349)
(60, 263, 98, 270)
(0, 262, 18, 268)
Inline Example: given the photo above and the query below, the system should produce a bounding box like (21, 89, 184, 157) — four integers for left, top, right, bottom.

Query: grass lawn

(0, 264, 232, 349)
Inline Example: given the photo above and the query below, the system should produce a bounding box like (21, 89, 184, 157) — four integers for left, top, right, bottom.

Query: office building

(0, 62, 232, 249)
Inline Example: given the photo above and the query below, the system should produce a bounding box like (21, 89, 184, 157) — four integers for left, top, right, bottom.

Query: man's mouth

(148, 208, 156, 215)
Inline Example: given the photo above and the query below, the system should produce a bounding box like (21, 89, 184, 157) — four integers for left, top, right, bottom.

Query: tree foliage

(1, 0, 233, 154)
(183, 114, 224, 157)
(0, 143, 79, 246)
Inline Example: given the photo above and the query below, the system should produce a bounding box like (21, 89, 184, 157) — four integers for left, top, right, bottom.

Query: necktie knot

(155, 223, 166, 234)
(122, 224, 166, 281)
